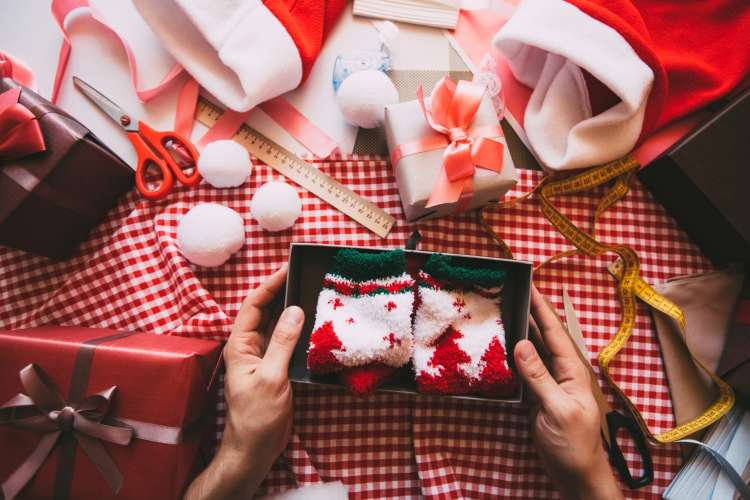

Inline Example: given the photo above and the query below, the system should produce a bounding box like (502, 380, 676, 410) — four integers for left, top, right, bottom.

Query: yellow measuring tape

(480, 154, 734, 443)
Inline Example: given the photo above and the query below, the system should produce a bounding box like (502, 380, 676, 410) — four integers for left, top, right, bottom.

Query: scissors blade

(73, 76, 138, 132)
(562, 286, 593, 360)
(561, 286, 613, 447)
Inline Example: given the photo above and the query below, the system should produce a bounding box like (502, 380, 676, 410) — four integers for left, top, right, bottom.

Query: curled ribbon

(0, 364, 133, 500)
(391, 76, 505, 208)
(0, 87, 46, 161)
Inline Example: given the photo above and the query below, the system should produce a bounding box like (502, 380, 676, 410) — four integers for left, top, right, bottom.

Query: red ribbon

(391, 76, 505, 209)
(0, 87, 46, 161)
(0, 364, 133, 500)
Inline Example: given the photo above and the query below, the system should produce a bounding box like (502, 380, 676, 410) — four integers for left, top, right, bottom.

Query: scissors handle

(128, 130, 175, 200)
(129, 122, 201, 200)
(137, 122, 201, 186)
(605, 409, 654, 489)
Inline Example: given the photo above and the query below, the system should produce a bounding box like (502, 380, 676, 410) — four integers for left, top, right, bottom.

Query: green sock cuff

(329, 248, 406, 281)
(421, 254, 506, 287)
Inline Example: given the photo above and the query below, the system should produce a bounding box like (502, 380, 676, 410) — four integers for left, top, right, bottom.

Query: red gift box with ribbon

(0, 327, 221, 500)
(384, 77, 518, 222)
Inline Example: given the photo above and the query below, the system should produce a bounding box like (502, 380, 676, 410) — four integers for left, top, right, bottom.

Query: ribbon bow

(0, 87, 46, 161)
(0, 364, 133, 500)
(393, 76, 505, 209)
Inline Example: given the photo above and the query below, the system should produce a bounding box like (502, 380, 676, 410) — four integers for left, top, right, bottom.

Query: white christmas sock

(413, 254, 516, 397)
(308, 249, 415, 394)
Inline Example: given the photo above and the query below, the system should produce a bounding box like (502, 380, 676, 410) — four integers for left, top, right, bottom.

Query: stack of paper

(353, 0, 460, 29)
(664, 407, 750, 500)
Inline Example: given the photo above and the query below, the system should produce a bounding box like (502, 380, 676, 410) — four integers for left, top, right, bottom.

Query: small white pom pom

(177, 203, 245, 267)
(336, 70, 398, 129)
(251, 181, 302, 232)
(198, 140, 252, 188)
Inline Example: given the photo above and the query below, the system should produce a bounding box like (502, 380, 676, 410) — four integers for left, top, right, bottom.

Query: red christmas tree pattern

(307, 321, 344, 373)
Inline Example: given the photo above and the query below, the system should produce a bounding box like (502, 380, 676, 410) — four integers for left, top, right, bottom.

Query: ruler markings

(194, 97, 395, 238)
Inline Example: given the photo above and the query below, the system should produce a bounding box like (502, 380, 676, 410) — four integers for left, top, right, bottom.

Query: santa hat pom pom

(198, 140, 252, 188)
(336, 70, 398, 129)
(177, 203, 245, 267)
(251, 181, 302, 232)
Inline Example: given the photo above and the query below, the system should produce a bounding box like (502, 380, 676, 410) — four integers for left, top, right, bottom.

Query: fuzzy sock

(412, 254, 516, 397)
(308, 249, 415, 395)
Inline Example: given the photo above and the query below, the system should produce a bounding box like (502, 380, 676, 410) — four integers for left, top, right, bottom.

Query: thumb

(514, 340, 567, 410)
(261, 306, 305, 374)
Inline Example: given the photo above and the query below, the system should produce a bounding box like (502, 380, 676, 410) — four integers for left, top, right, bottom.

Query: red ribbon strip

(391, 76, 505, 208)
(0, 88, 46, 160)
(0, 364, 134, 500)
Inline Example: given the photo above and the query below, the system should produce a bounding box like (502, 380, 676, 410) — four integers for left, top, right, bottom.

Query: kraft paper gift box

(0, 327, 221, 500)
(283, 243, 532, 403)
(384, 78, 518, 222)
(0, 78, 134, 260)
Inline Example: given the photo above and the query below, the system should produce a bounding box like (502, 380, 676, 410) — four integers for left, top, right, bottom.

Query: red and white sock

(308, 249, 415, 395)
(413, 255, 516, 397)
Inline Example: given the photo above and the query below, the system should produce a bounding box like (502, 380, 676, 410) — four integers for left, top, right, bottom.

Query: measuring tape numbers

(194, 97, 396, 239)
(481, 154, 735, 444)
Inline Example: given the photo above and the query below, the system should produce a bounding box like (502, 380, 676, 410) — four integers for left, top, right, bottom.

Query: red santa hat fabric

(133, 0, 347, 112)
(494, 0, 750, 171)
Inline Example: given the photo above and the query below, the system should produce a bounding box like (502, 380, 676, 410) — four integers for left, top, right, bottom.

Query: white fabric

(261, 481, 349, 500)
(132, 0, 302, 112)
(493, 0, 654, 171)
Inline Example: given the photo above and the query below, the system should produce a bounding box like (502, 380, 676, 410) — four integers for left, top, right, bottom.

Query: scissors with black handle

(562, 286, 654, 489)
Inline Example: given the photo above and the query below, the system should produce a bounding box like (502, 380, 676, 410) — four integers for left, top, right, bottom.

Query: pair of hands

(186, 267, 622, 500)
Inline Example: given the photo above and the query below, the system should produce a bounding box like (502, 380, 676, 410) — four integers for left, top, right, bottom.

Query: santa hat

(494, 0, 750, 171)
(133, 0, 347, 112)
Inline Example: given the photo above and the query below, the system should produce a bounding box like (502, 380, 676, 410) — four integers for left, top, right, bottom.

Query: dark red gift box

(0, 78, 134, 260)
(0, 327, 222, 500)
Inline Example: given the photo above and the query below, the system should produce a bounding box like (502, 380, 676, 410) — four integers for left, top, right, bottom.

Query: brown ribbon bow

(0, 364, 133, 500)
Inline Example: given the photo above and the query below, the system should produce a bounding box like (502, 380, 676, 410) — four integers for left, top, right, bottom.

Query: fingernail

(279, 306, 304, 327)
(516, 340, 535, 362)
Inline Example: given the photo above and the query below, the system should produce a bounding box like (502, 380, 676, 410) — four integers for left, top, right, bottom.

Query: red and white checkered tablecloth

(0, 156, 712, 499)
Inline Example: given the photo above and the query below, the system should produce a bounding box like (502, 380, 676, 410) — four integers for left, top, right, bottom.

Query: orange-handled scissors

(73, 76, 201, 200)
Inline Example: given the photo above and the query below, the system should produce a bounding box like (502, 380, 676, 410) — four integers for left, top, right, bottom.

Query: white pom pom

(198, 140, 252, 188)
(177, 203, 245, 267)
(336, 70, 398, 129)
(251, 181, 302, 232)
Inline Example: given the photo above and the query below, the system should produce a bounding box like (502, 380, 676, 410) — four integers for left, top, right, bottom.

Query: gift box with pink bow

(384, 76, 518, 222)
(0, 75, 133, 260)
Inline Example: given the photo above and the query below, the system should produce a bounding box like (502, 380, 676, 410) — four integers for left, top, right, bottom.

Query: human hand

(185, 265, 305, 500)
(513, 286, 622, 500)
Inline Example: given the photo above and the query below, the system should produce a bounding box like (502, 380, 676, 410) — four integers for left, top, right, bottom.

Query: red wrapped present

(0, 327, 222, 500)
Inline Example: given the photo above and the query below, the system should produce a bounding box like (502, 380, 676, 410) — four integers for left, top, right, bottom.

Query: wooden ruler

(194, 97, 396, 238)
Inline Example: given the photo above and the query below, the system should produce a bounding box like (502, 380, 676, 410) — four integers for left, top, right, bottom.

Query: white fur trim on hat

(133, 0, 302, 112)
(493, 0, 654, 171)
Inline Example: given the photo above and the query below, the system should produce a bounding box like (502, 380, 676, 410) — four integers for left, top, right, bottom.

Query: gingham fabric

(0, 156, 712, 499)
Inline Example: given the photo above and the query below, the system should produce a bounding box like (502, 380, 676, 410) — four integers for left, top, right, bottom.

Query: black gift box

(0, 78, 134, 260)
(638, 87, 750, 265)
(284, 243, 532, 403)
